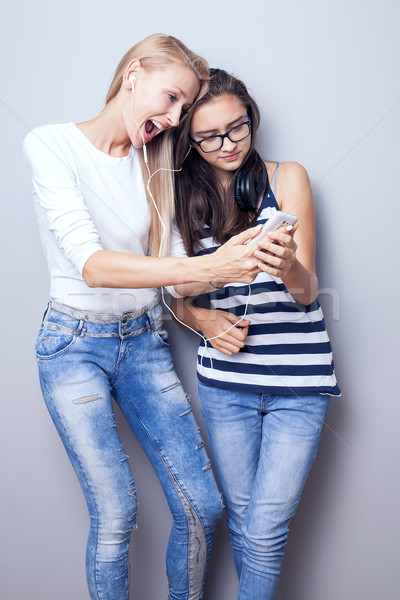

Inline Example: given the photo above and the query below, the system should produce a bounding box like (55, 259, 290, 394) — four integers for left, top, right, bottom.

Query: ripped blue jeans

(36, 299, 222, 600)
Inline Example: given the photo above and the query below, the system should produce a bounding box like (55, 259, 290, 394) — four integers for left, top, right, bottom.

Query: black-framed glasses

(190, 119, 251, 153)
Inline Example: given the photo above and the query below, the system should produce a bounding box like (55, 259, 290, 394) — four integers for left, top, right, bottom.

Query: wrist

(210, 280, 224, 289)
(188, 255, 217, 283)
(190, 305, 207, 331)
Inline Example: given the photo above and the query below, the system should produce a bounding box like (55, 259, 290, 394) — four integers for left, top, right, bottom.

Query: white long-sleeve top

(23, 122, 158, 313)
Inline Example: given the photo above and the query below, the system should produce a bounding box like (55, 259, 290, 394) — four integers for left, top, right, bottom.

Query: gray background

(1, 1, 399, 599)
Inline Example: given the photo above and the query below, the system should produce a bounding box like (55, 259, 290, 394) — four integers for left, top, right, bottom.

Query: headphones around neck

(234, 152, 268, 211)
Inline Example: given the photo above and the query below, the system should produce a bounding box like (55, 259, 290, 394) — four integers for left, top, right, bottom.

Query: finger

(213, 324, 248, 345)
(255, 246, 296, 272)
(278, 220, 299, 234)
(229, 323, 250, 337)
(259, 237, 296, 255)
(231, 225, 263, 245)
(209, 342, 233, 356)
(255, 243, 290, 261)
(223, 312, 251, 327)
(265, 230, 294, 245)
(210, 339, 242, 355)
(224, 330, 248, 347)
(255, 250, 287, 268)
(256, 262, 284, 278)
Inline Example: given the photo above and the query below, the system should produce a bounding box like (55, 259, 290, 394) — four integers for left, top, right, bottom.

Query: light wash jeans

(36, 299, 222, 600)
(198, 382, 330, 600)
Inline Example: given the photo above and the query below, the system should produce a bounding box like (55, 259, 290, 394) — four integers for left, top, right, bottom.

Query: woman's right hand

(196, 308, 250, 355)
(208, 226, 262, 285)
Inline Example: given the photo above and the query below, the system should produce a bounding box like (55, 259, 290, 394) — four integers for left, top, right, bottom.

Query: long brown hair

(174, 68, 261, 256)
(106, 34, 209, 256)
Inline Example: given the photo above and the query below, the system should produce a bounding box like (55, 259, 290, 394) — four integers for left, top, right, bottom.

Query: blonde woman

(23, 35, 262, 600)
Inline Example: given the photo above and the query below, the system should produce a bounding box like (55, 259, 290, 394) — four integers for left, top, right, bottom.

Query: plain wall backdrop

(1, 1, 399, 599)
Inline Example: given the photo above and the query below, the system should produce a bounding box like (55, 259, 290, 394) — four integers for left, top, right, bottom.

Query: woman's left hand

(254, 221, 299, 279)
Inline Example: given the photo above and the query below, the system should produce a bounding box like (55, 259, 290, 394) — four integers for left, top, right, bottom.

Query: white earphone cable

(130, 87, 252, 377)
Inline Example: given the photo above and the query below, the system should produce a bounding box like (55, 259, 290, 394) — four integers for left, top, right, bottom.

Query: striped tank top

(195, 164, 341, 397)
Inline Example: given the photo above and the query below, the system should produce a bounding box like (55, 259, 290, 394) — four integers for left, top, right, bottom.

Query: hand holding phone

(247, 210, 298, 245)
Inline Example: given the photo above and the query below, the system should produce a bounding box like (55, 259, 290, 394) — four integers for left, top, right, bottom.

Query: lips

(222, 152, 240, 162)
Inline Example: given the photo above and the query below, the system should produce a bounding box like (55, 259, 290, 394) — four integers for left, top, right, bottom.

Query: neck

(76, 96, 132, 157)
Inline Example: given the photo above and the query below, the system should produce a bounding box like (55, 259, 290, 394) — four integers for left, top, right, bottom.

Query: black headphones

(234, 152, 268, 211)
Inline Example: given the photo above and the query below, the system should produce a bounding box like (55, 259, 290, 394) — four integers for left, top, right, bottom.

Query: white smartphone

(247, 210, 298, 245)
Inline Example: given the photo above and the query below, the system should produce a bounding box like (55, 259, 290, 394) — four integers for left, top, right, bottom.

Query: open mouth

(144, 119, 163, 143)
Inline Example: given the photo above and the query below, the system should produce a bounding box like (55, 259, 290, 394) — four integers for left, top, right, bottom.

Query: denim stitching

(155, 450, 207, 600)
(121, 412, 207, 600)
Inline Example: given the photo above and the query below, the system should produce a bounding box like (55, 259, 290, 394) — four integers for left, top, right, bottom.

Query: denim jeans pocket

(36, 326, 78, 359)
(151, 326, 170, 348)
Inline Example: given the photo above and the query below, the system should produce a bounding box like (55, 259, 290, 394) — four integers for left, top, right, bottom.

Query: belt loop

(76, 319, 84, 335)
(146, 310, 155, 332)
(42, 301, 51, 327)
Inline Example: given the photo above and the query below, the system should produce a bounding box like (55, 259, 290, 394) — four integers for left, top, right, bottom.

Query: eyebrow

(193, 114, 248, 137)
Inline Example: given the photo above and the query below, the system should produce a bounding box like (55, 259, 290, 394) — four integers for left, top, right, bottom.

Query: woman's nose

(167, 106, 181, 127)
(221, 135, 236, 151)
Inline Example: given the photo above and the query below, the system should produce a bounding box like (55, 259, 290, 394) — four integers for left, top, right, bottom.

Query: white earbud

(128, 73, 136, 93)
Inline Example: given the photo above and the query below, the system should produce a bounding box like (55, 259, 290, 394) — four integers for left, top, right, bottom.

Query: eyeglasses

(190, 119, 251, 153)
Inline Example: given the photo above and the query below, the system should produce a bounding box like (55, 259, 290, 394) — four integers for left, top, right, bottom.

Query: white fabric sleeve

(23, 129, 103, 275)
(165, 223, 189, 298)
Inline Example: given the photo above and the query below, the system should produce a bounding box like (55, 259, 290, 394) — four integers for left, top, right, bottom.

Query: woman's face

(190, 93, 251, 181)
(126, 63, 199, 148)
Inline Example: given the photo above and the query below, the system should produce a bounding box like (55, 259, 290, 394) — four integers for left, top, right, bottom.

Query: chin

(221, 159, 243, 172)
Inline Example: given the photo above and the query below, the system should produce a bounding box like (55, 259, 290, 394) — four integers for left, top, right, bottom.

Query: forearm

(173, 281, 222, 297)
(82, 250, 213, 289)
(169, 226, 263, 298)
(281, 259, 319, 305)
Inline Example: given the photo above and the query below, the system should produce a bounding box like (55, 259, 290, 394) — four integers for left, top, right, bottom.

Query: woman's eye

(181, 107, 189, 116)
(168, 94, 177, 102)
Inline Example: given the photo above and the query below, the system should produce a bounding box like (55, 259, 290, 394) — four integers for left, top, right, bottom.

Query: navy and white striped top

(169, 165, 340, 397)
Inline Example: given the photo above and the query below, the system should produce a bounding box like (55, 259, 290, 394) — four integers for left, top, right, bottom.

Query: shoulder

(23, 123, 77, 175)
(274, 161, 309, 185)
(24, 123, 71, 146)
(274, 162, 311, 203)
(23, 123, 74, 158)
(261, 161, 313, 214)
(263, 159, 309, 182)
(280, 160, 308, 176)
(281, 162, 311, 203)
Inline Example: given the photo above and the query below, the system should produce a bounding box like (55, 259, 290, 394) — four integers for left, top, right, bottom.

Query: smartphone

(247, 210, 298, 245)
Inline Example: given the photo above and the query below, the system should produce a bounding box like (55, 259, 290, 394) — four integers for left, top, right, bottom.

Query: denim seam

(110, 341, 126, 385)
(154, 446, 207, 600)
(112, 382, 207, 600)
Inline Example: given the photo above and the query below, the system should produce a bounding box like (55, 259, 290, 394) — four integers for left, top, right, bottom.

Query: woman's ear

(123, 59, 142, 90)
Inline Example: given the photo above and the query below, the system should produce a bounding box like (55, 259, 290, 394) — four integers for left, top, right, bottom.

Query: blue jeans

(36, 299, 222, 600)
(198, 382, 329, 600)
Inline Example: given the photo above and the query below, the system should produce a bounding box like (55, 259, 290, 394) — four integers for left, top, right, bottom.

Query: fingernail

(286, 225, 293, 231)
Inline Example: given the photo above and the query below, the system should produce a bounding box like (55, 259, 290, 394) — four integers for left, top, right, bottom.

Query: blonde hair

(106, 33, 209, 256)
